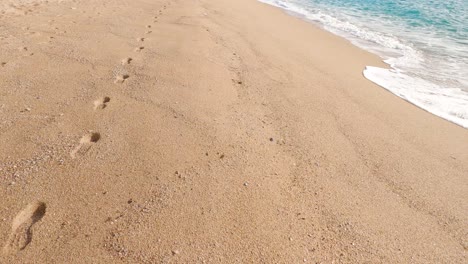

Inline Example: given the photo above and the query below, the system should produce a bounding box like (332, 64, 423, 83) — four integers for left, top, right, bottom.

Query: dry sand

(0, 0, 467, 263)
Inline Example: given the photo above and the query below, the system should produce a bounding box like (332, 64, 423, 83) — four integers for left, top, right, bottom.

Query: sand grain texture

(0, 0, 467, 263)
(2, 201, 46, 255)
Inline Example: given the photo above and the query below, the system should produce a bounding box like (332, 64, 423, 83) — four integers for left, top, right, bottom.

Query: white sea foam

(364, 66, 468, 127)
(259, 0, 468, 128)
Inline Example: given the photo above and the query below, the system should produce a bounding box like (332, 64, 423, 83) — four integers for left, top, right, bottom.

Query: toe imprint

(70, 132, 100, 159)
(80, 132, 100, 143)
(2, 201, 46, 255)
(114, 74, 130, 84)
(121, 57, 132, 65)
(93, 97, 110, 110)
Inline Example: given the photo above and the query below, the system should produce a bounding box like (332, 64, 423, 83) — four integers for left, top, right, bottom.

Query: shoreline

(258, 0, 468, 129)
(1, 0, 467, 263)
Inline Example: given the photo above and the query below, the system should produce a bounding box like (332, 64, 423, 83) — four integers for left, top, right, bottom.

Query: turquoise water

(259, 0, 468, 128)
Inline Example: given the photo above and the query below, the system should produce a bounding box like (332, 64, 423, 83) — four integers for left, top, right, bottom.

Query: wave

(259, 0, 468, 128)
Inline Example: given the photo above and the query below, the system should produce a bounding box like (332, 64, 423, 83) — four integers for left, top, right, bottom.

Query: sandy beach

(1, 0, 467, 263)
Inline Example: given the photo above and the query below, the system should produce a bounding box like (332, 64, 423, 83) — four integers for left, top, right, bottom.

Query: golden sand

(1, 0, 467, 262)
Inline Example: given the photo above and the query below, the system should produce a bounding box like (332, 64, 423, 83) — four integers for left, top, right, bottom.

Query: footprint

(114, 74, 129, 84)
(2, 201, 46, 255)
(93, 97, 110, 110)
(146, 25, 152, 28)
(70, 132, 100, 159)
(137, 37, 145, 42)
(134, 47, 144, 52)
(145, 31, 152, 34)
(1, 62, 6, 67)
(121, 57, 132, 65)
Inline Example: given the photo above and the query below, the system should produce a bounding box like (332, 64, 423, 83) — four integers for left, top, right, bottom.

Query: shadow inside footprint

(115, 74, 129, 84)
(81, 132, 100, 144)
(2, 201, 46, 255)
(94, 97, 111, 110)
(121, 57, 132, 65)
(70, 132, 100, 159)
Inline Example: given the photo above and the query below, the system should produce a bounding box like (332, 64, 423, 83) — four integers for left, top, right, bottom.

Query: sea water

(259, 0, 468, 128)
